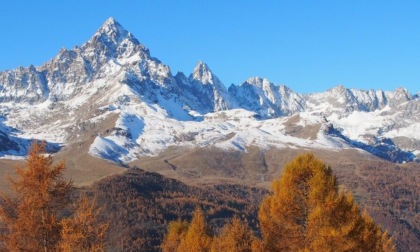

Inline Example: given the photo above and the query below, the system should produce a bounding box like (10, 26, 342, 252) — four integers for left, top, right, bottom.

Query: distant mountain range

(0, 17, 419, 163)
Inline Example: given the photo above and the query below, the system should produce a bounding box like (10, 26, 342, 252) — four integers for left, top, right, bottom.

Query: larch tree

(211, 217, 254, 252)
(171, 207, 213, 252)
(0, 141, 73, 252)
(59, 194, 109, 252)
(257, 153, 394, 251)
(161, 219, 189, 252)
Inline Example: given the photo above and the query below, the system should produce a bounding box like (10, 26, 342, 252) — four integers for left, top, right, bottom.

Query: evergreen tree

(163, 208, 212, 252)
(59, 194, 109, 252)
(161, 219, 189, 252)
(0, 142, 109, 252)
(211, 217, 253, 252)
(257, 153, 394, 251)
(177, 208, 212, 252)
(0, 142, 73, 251)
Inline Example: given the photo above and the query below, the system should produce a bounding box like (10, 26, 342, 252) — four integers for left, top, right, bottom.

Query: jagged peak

(86, 17, 140, 50)
(193, 60, 210, 73)
(392, 87, 412, 100)
(393, 87, 409, 94)
(103, 17, 117, 26)
(328, 84, 347, 92)
(244, 77, 271, 88)
(96, 17, 128, 39)
(191, 61, 215, 84)
(240, 78, 297, 96)
(278, 83, 296, 94)
(195, 60, 207, 69)
(175, 71, 187, 78)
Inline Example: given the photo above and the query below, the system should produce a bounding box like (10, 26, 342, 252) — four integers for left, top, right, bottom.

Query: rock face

(228, 77, 305, 118)
(173, 61, 231, 114)
(0, 17, 419, 163)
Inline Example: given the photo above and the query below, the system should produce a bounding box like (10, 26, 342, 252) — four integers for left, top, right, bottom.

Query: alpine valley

(0, 18, 419, 251)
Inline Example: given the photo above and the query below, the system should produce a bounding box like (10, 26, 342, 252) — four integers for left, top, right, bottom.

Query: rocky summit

(0, 17, 419, 163)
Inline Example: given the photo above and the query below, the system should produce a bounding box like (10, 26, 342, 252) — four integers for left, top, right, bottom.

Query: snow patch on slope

(88, 107, 352, 163)
(1, 17, 419, 164)
(384, 123, 420, 140)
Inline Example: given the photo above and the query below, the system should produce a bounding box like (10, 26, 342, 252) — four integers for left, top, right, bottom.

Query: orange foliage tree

(0, 142, 72, 251)
(257, 153, 394, 251)
(0, 142, 109, 252)
(161, 153, 394, 251)
(161, 219, 189, 252)
(60, 194, 109, 252)
(211, 217, 254, 252)
(177, 208, 212, 252)
(162, 208, 212, 252)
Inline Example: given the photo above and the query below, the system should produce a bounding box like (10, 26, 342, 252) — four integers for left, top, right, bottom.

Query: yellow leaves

(0, 142, 108, 252)
(0, 142, 72, 251)
(255, 153, 395, 252)
(162, 208, 212, 252)
(141, 151, 397, 251)
(381, 230, 396, 252)
(163, 209, 255, 252)
(161, 219, 189, 252)
(60, 194, 109, 252)
(211, 217, 254, 252)
(177, 208, 212, 252)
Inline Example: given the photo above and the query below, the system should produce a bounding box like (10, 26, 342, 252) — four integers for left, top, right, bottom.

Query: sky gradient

(1, 0, 420, 94)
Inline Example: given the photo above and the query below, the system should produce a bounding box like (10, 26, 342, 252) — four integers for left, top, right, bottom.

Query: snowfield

(0, 17, 419, 163)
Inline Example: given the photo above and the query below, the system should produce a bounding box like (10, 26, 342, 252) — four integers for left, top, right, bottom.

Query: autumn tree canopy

(162, 207, 213, 252)
(161, 219, 189, 252)
(0, 142, 108, 252)
(257, 153, 394, 251)
(60, 194, 109, 252)
(211, 217, 254, 252)
(0, 142, 72, 251)
(162, 153, 394, 252)
(176, 208, 212, 252)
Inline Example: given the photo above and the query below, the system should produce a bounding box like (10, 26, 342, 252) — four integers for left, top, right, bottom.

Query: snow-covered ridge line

(0, 18, 417, 114)
(0, 17, 419, 163)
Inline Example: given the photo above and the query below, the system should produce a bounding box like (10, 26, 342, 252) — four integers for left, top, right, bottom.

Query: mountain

(228, 77, 305, 118)
(172, 61, 231, 115)
(0, 17, 419, 251)
(0, 17, 419, 164)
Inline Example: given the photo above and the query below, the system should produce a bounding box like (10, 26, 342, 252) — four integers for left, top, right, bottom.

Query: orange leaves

(162, 208, 254, 252)
(162, 153, 394, 251)
(162, 208, 212, 252)
(60, 194, 109, 252)
(211, 217, 254, 252)
(177, 208, 212, 252)
(161, 219, 189, 252)
(0, 141, 72, 251)
(256, 153, 395, 251)
(0, 142, 108, 252)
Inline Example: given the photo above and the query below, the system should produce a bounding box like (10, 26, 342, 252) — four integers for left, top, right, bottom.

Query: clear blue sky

(1, 0, 420, 94)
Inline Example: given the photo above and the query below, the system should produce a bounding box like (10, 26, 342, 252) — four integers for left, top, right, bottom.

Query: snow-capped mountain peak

(191, 61, 215, 85)
(244, 77, 271, 88)
(91, 17, 138, 46)
(100, 17, 122, 32)
(185, 61, 231, 112)
(0, 17, 419, 164)
(228, 77, 305, 118)
(82, 17, 148, 63)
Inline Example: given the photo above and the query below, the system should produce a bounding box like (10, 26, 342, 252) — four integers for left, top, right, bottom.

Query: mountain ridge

(0, 17, 418, 252)
(0, 17, 419, 164)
